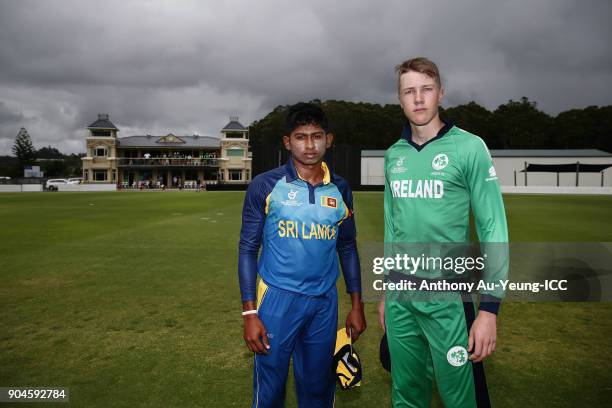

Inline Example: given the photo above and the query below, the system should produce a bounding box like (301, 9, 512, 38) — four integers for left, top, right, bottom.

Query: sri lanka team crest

(321, 196, 337, 208)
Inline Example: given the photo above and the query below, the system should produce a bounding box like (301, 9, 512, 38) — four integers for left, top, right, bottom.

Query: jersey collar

(401, 120, 454, 152)
(285, 157, 331, 185)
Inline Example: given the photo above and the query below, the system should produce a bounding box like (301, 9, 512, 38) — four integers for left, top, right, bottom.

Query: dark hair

(285, 102, 329, 135)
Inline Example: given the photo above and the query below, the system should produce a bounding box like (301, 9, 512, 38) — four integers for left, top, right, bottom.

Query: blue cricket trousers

(252, 281, 337, 408)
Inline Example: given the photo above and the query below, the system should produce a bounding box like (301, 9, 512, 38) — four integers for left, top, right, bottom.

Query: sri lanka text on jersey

(278, 220, 337, 240)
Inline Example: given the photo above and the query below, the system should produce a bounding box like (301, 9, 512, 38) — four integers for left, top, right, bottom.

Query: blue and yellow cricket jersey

(238, 158, 361, 301)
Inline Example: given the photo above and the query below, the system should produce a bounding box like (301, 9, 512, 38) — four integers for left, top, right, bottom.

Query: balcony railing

(117, 158, 219, 167)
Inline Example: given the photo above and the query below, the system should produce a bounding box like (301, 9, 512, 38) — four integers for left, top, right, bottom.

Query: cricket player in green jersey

(379, 57, 509, 407)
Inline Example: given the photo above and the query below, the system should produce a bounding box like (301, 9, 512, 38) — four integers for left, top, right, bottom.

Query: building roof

(361, 149, 612, 158)
(222, 116, 247, 131)
(118, 134, 221, 148)
(523, 163, 612, 173)
(87, 114, 118, 130)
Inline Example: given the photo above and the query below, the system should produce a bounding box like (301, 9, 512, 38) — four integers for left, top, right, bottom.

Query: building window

(94, 146, 108, 157)
(92, 130, 111, 137)
(94, 170, 108, 181)
(225, 132, 244, 138)
(226, 149, 244, 157)
(245, 170, 250, 181)
(229, 170, 242, 181)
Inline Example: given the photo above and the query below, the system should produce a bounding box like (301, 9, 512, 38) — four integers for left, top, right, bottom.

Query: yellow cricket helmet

(333, 327, 362, 390)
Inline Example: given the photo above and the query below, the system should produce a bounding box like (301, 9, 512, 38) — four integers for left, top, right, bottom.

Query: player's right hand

(378, 301, 386, 333)
(243, 315, 270, 354)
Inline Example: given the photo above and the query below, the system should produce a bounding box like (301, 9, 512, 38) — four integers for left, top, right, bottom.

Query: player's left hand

(345, 303, 366, 342)
(468, 310, 497, 363)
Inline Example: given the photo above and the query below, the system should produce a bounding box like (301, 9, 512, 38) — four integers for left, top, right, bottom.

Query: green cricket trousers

(385, 293, 491, 408)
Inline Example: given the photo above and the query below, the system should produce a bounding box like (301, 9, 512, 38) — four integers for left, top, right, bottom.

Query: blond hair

(395, 57, 441, 91)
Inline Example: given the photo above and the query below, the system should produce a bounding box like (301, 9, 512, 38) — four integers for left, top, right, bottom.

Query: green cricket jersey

(384, 122, 509, 306)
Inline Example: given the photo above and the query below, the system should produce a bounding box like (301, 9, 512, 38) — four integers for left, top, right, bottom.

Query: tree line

(249, 97, 612, 152)
(0, 128, 82, 178)
(2, 97, 610, 178)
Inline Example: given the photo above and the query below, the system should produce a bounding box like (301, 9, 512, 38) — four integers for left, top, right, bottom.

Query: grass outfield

(0, 191, 611, 407)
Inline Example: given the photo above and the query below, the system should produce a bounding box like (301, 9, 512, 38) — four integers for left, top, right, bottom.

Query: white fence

(0, 184, 43, 192)
(58, 184, 116, 192)
(361, 155, 612, 187)
(0, 184, 119, 192)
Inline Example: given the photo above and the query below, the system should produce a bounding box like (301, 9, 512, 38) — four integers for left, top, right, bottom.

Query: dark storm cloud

(0, 0, 610, 154)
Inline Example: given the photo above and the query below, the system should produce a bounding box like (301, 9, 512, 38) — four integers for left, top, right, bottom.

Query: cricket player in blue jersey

(238, 102, 366, 407)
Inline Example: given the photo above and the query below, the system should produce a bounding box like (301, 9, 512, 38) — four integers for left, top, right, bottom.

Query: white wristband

(242, 309, 258, 316)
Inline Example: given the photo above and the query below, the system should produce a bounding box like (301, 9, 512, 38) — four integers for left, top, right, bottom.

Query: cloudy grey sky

(0, 0, 610, 154)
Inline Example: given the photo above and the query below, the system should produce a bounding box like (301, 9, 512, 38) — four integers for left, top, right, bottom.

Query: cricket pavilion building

(81, 114, 251, 188)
